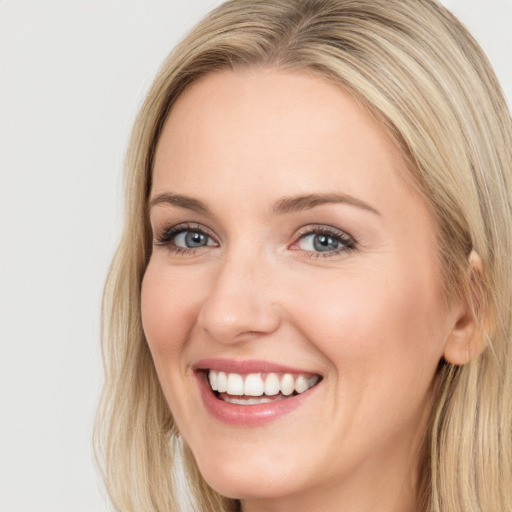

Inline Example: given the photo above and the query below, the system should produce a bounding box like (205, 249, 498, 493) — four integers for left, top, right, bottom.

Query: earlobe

(443, 250, 488, 366)
(443, 318, 485, 365)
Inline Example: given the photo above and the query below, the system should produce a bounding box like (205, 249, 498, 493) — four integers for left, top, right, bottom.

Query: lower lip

(196, 372, 318, 427)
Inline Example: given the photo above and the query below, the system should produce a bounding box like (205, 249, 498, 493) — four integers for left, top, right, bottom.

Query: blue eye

(298, 233, 342, 252)
(293, 227, 355, 256)
(155, 224, 217, 253)
(173, 230, 215, 248)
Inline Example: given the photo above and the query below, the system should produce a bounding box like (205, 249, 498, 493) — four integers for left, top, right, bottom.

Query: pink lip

(193, 358, 317, 375)
(193, 359, 321, 427)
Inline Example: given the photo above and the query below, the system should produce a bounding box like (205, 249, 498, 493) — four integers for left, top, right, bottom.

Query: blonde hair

(95, 1, 512, 511)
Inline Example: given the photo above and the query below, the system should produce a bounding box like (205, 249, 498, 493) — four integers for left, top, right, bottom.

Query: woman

(95, 0, 512, 511)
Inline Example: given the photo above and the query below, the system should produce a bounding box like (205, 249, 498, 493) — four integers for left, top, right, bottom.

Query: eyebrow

(149, 193, 211, 214)
(272, 193, 380, 216)
(148, 192, 380, 216)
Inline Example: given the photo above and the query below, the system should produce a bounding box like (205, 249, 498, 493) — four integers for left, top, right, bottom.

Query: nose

(197, 252, 282, 344)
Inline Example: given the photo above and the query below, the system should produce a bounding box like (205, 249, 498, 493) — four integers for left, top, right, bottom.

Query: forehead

(152, 67, 419, 218)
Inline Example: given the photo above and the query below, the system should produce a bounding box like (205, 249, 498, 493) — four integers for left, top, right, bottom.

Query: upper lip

(192, 358, 321, 375)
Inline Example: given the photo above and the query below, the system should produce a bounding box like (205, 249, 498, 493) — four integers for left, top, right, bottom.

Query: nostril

(198, 306, 282, 344)
(196, 269, 283, 343)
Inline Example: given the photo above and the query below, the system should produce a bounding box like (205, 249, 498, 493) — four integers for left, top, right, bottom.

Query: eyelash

(154, 223, 216, 255)
(153, 222, 356, 258)
(291, 225, 356, 258)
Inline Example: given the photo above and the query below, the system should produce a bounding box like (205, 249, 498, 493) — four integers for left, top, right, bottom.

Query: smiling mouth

(206, 370, 321, 405)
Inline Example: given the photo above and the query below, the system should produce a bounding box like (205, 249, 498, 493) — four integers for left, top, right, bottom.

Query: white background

(0, 1, 510, 511)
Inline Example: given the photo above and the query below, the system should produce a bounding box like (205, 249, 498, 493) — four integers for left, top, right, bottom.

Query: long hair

(95, 1, 512, 510)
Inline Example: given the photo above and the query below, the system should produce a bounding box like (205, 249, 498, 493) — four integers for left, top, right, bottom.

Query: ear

(443, 250, 488, 365)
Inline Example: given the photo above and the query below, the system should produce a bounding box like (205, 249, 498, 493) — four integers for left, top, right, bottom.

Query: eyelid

(154, 222, 219, 250)
(289, 224, 356, 256)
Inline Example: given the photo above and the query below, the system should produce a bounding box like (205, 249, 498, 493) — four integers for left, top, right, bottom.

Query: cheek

(287, 262, 448, 389)
(140, 259, 207, 433)
(281, 263, 449, 456)
(140, 259, 200, 364)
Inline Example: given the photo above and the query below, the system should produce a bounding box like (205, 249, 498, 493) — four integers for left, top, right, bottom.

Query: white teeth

(226, 373, 244, 395)
(281, 373, 295, 396)
(207, 370, 320, 399)
(307, 375, 319, 388)
(224, 396, 284, 405)
(208, 371, 218, 391)
(294, 375, 308, 393)
(244, 374, 265, 396)
(264, 373, 280, 396)
(217, 371, 227, 393)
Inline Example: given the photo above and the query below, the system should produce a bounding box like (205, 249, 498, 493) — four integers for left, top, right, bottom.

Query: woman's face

(142, 68, 461, 511)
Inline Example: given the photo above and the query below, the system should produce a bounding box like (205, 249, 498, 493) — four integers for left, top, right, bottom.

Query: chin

(191, 446, 302, 501)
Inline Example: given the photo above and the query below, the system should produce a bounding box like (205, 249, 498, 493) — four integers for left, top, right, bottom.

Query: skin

(141, 68, 472, 512)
